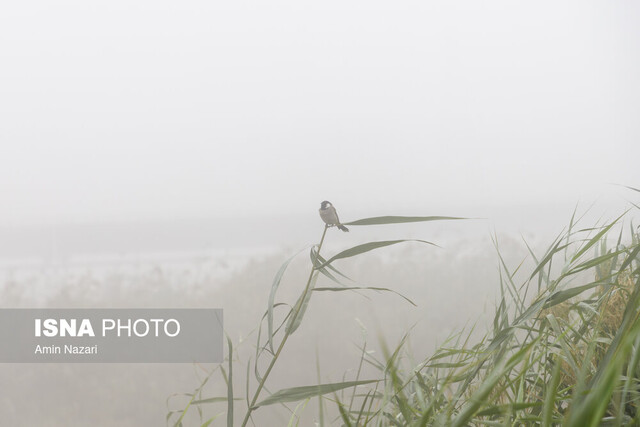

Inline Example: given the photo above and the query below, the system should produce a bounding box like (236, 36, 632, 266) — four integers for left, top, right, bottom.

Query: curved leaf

(267, 247, 308, 352)
(285, 271, 319, 335)
(543, 281, 603, 309)
(226, 336, 233, 427)
(318, 240, 436, 268)
(191, 397, 242, 405)
(310, 247, 352, 285)
(570, 212, 625, 263)
(254, 379, 379, 408)
(344, 215, 465, 226)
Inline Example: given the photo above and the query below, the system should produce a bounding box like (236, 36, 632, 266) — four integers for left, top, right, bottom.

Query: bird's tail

(338, 224, 349, 232)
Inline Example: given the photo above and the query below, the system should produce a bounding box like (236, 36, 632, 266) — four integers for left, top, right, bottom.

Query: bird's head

(320, 201, 332, 209)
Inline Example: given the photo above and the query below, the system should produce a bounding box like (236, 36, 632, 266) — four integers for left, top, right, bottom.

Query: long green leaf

(565, 249, 626, 276)
(191, 397, 242, 405)
(543, 281, 603, 309)
(268, 247, 307, 352)
(565, 356, 623, 427)
(285, 271, 319, 335)
(529, 238, 568, 281)
(335, 396, 354, 427)
(254, 380, 379, 408)
(226, 336, 233, 427)
(311, 247, 352, 285)
(344, 215, 465, 226)
(618, 243, 640, 273)
(200, 416, 220, 427)
(542, 356, 562, 426)
(570, 213, 625, 263)
(318, 240, 436, 268)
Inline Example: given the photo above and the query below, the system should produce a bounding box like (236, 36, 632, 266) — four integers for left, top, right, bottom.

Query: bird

(319, 201, 349, 232)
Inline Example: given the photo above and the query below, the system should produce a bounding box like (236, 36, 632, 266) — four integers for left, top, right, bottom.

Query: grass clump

(169, 198, 640, 426)
(356, 208, 640, 426)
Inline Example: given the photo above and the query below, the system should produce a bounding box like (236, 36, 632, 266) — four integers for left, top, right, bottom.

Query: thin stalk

(240, 225, 329, 426)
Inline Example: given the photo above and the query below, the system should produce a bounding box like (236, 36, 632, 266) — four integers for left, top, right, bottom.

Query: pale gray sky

(1, 1, 638, 224)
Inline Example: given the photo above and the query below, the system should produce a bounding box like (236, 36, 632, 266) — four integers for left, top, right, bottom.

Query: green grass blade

(570, 213, 625, 264)
(310, 247, 353, 285)
(200, 416, 220, 427)
(565, 356, 623, 427)
(315, 349, 325, 427)
(618, 243, 640, 273)
(285, 271, 319, 335)
(621, 185, 640, 193)
(617, 335, 640, 426)
(543, 281, 603, 309)
(267, 247, 307, 352)
(528, 238, 568, 281)
(542, 356, 562, 426)
(565, 249, 627, 276)
(344, 215, 465, 226)
(226, 336, 233, 427)
(355, 390, 373, 426)
(254, 380, 379, 408)
(190, 397, 241, 405)
(318, 240, 436, 268)
(335, 395, 354, 427)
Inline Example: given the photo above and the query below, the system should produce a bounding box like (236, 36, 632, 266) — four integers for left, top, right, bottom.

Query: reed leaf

(254, 380, 379, 408)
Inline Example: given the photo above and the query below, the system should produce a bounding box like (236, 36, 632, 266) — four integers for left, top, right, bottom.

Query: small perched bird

(319, 201, 349, 232)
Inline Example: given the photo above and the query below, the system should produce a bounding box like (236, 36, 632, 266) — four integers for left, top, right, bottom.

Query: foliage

(168, 197, 640, 426)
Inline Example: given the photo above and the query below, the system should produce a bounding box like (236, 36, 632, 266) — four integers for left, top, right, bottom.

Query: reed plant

(169, 191, 640, 426)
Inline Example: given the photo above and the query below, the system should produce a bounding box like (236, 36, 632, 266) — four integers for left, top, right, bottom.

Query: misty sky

(1, 1, 638, 225)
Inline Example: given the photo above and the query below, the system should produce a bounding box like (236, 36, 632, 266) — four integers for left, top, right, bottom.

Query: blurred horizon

(0, 195, 634, 258)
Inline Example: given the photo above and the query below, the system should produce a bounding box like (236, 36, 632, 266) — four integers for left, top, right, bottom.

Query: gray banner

(0, 309, 223, 363)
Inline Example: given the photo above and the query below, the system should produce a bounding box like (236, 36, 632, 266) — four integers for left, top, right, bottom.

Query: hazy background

(0, 1, 639, 425)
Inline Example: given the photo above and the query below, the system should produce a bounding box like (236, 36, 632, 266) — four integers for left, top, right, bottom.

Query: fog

(1, 1, 639, 425)
(1, 1, 639, 224)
